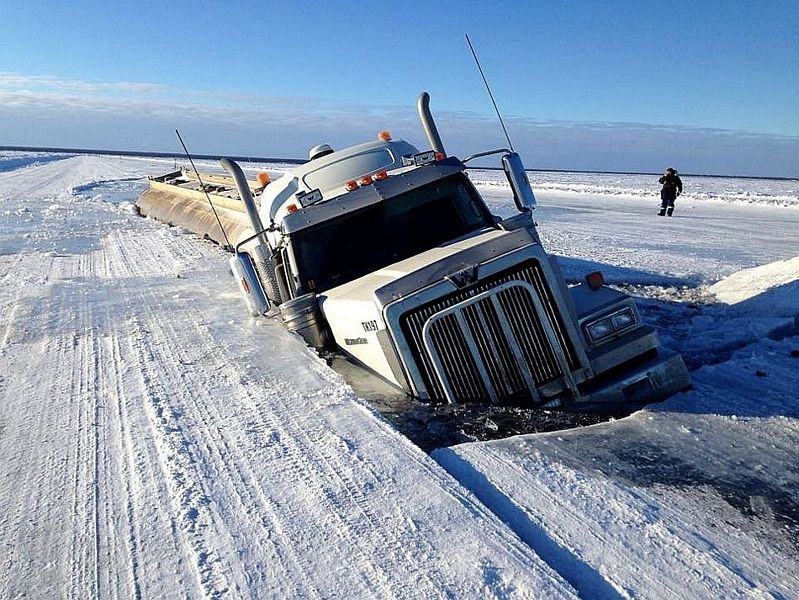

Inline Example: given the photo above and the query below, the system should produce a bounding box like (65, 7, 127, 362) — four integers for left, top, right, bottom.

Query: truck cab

(229, 93, 690, 410)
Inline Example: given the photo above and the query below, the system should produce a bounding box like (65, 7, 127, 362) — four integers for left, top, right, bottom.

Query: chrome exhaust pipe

(221, 157, 283, 309)
(220, 157, 268, 246)
(417, 91, 445, 155)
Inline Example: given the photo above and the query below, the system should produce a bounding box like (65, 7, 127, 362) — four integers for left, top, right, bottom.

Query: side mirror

(501, 152, 537, 212)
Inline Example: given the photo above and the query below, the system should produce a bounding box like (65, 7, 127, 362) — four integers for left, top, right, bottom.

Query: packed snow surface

(0, 151, 797, 598)
(471, 168, 799, 208)
(0, 154, 573, 598)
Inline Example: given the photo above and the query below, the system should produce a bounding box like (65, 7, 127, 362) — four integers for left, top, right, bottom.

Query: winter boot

(667, 207, 674, 216)
(658, 208, 666, 216)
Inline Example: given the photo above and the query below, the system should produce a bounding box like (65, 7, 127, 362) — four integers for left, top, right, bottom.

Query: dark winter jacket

(659, 172, 683, 201)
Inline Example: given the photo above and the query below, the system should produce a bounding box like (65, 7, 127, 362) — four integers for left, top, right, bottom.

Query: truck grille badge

(446, 265, 479, 288)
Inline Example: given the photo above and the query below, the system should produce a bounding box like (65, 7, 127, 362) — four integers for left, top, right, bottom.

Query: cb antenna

(465, 33, 514, 151)
(175, 129, 232, 250)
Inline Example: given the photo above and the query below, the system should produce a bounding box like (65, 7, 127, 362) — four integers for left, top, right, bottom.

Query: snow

(470, 169, 799, 208)
(470, 170, 799, 285)
(0, 155, 574, 598)
(1, 152, 797, 598)
(435, 333, 799, 599)
(434, 176, 799, 598)
(709, 256, 799, 314)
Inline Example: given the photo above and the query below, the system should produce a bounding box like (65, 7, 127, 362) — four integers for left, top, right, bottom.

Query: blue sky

(1, 0, 797, 176)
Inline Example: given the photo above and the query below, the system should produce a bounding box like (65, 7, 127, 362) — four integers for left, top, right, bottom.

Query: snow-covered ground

(472, 170, 799, 284)
(0, 151, 797, 598)
(472, 168, 799, 208)
(0, 153, 575, 598)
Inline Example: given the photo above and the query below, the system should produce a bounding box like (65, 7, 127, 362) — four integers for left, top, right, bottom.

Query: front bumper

(569, 351, 691, 412)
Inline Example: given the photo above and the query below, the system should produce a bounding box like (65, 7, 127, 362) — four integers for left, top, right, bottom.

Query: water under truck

(137, 92, 691, 410)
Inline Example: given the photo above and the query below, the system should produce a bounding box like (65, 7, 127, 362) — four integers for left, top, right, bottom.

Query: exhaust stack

(220, 158, 268, 246)
(417, 92, 445, 155)
(221, 157, 283, 308)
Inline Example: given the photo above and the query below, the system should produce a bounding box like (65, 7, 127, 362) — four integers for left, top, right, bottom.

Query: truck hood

(319, 226, 538, 309)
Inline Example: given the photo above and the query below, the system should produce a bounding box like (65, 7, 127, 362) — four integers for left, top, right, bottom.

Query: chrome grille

(400, 260, 579, 403)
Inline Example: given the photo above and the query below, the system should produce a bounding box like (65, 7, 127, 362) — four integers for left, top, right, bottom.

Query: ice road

(0, 151, 797, 598)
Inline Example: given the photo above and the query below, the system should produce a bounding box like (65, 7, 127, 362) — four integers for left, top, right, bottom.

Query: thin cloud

(0, 72, 169, 95)
(0, 71, 796, 176)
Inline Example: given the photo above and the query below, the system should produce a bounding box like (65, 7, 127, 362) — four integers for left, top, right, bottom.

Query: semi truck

(137, 92, 690, 410)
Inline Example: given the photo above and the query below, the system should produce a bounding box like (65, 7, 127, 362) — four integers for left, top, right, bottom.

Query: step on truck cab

(225, 92, 690, 410)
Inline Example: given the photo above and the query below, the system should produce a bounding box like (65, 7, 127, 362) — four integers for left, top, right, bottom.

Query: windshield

(291, 174, 494, 292)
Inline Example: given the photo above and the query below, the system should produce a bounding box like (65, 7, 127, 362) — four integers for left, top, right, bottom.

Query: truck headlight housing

(611, 308, 636, 330)
(584, 306, 638, 344)
(586, 318, 614, 342)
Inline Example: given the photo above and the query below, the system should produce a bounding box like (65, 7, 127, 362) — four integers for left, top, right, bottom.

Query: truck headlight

(586, 318, 614, 342)
(611, 308, 636, 330)
(584, 306, 638, 343)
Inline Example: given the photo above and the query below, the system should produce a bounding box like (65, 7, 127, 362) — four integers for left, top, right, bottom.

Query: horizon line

(2, 144, 796, 182)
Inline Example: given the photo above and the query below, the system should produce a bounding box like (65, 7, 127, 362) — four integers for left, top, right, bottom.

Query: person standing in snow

(658, 167, 683, 216)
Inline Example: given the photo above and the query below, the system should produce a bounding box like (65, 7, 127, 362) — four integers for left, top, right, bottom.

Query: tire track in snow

(126, 318, 233, 598)
(128, 317, 323, 598)
(102, 333, 143, 600)
(109, 230, 328, 597)
(0, 303, 69, 594)
(0, 257, 101, 597)
(101, 228, 540, 598)
(103, 232, 295, 598)
(0, 252, 201, 598)
(66, 260, 102, 599)
(106, 229, 425, 596)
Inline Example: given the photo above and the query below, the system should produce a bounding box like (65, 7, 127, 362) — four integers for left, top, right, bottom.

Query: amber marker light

(359, 175, 373, 186)
(345, 180, 358, 191)
(378, 130, 392, 141)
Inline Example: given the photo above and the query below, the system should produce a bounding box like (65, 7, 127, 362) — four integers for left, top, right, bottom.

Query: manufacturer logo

(446, 265, 479, 288)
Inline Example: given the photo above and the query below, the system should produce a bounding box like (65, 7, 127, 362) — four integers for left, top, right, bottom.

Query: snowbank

(709, 256, 799, 317)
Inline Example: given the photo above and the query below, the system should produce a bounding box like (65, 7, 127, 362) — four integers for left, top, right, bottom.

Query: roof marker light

(257, 172, 271, 187)
(345, 180, 358, 191)
(374, 170, 388, 180)
(378, 130, 392, 141)
(435, 152, 445, 161)
(359, 174, 373, 186)
(586, 271, 605, 290)
(286, 203, 299, 213)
